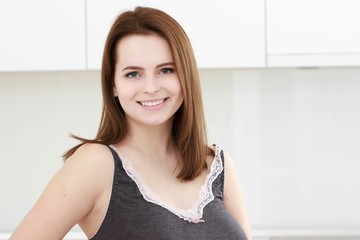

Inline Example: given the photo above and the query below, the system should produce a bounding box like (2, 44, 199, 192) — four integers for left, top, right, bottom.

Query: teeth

(140, 99, 165, 107)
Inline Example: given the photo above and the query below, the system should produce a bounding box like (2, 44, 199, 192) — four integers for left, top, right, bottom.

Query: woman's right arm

(10, 143, 112, 240)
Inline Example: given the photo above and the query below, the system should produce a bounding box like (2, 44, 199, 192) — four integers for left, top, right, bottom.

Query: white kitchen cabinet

(266, 0, 360, 67)
(86, 0, 265, 69)
(0, 0, 86, 71)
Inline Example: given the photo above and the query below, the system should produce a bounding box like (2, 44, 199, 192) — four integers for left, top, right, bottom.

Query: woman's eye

(159, 67, 174, 75)
(125, 72, 140, 78)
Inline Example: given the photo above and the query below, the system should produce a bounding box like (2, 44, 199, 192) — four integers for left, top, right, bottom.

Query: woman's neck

(121, 121, 177, 163)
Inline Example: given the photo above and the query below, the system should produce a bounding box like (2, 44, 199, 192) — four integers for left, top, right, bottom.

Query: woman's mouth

(138, 98, 167, 107)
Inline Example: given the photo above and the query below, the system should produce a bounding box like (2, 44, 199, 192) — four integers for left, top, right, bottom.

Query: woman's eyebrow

(122, 66, 143, 71)
(156, 62, 175, 68)
(122, 62, 175, 71)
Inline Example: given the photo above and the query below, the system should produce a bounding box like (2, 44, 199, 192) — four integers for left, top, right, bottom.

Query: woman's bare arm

(10, 143, 112, 240)
(223, 150, 252, 240)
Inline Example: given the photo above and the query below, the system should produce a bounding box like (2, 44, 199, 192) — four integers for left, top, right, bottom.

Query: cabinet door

(266, 0, 360, 67)
(87, 0, 265, 69)
(0, 0, 85, 71)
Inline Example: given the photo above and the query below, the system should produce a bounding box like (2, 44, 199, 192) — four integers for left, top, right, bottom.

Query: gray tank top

(89, 145, 248, 240)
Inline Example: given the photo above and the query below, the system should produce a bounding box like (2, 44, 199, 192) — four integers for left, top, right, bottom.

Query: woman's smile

(138, 98, 167, 107)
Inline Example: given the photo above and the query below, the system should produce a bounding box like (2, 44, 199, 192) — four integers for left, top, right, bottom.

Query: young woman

(10, 7, 251, 240)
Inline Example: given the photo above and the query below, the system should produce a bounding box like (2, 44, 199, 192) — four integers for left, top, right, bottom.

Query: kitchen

(1, 0, 359, 239)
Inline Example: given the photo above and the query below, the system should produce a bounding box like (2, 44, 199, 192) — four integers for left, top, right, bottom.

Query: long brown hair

(63, 6, 212, 180)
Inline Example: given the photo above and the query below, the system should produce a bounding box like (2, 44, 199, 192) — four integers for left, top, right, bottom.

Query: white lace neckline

(109, 144, 224, 223)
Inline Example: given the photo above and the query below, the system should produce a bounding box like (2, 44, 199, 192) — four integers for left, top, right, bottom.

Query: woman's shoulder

(208, 144, 225, 159)
(67, 142, 114, 165)
(64, 143, 115, 187)
(208, 144, 235, 169)
(67, 141, 113, 166)
(70, 143, 112, 160)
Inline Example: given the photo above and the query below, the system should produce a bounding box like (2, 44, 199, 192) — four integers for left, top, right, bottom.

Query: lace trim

(109, 144, 224, 224)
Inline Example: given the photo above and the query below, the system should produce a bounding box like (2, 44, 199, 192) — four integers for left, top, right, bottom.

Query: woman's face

(114, 34, 184, 128)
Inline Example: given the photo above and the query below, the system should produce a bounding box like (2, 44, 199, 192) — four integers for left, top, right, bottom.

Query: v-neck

(109, 144, 223, 223)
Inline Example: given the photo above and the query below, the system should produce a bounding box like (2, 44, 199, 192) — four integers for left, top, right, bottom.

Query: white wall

(1, 68, 360, 233)
(200, 68, 360, 230)
(0, 71, 102, 231)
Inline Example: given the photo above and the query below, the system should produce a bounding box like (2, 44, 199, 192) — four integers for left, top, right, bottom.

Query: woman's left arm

(223, 150, 252, 240)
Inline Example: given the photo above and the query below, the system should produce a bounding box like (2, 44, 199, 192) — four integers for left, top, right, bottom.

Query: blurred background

(1, 0, 359, 239)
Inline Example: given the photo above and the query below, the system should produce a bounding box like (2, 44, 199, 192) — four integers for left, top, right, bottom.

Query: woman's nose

(143, 76, 160, 94)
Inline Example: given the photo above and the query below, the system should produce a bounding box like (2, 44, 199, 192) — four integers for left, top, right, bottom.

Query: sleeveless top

(89, 145, 248, 240)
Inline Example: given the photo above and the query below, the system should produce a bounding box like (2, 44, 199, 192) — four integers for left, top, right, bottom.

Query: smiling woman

(10, 6, 251, 240)
(114, 34, 183, 126)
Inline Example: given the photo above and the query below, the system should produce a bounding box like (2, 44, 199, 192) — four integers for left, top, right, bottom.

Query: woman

(11, 6, 251, 240)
